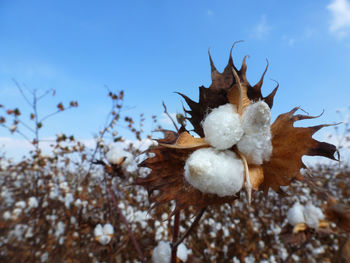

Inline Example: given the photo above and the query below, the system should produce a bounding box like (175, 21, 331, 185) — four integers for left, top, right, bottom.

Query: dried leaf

(159, 131, 209, 149)
(261, 108, 338, 192)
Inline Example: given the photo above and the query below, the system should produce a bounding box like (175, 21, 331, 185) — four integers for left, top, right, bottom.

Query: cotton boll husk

(304, 202, 325, 228)
(202, 104, 244, 150)
(152, 241, 171, 263)
(287, 202, 305, 226)
(184, 148, 244, 197)
(237, 101, 273, 165)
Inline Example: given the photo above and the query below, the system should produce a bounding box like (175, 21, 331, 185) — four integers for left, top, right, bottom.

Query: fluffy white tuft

(106, 144, 133, 167)
(94, 223, 114, 245)
(152, 241, 171, 263)
(304, 202, 325, 228)
(237, 101, 272, 165)
(202, 104, 243, 150)
(177, 243, 192, 262)
(184, 148, 244, 197)
(103, 223, 114, 235)
(287, 202, 305, 226)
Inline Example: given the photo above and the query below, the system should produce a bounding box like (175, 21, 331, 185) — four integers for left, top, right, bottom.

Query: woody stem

(171, 210, 181, 263)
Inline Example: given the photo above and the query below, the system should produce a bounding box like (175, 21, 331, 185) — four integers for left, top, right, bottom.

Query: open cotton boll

(304, 202, 325, 228)
(106, 144, 133, 167)
(237, 101, 272, 165)
(202, 104, 244, 150)
(94, 223, 114, 245)
(237, 131, 272, 165)
(177, 243, 192, 262)
(287, 202, 305, 226)
(184, 148, 244, 197)
(152, 241, 171, 263)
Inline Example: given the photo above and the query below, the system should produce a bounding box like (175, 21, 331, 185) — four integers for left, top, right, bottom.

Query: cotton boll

(94, 224, 103, 237)
(287, 202, 305, 226)
(241, 101, 271, 133)
(304, 202, 325, 228)
(103, 223, 114, 235)
(152, 241, 171, 263)
(237, 131, 272, 165)
(28, 197, 39, 209)
(202, 104, 244, 150)
(106, 144, 133, 167)
(177, 243, 192, 262)
(237, 101, 272, 165)
(98, 235, 112, 246)
(184, 148, 244, 197)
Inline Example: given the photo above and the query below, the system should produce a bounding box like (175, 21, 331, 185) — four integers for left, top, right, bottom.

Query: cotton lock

(184, 148, 244, 197)
(202, 104, 244, 150)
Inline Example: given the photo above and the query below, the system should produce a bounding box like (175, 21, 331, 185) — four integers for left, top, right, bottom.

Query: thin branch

(108, 187, 146, 263)
(173, 207, 206, 248)
(162, 101, 178, 132)
(12, 79, 32, 107)
(39, 106, 74, 123)
(37, 88, 54, 101)
(17, 119, 36, 134)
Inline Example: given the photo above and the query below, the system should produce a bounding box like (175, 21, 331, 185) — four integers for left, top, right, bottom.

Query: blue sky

(0, 0, 350, 156)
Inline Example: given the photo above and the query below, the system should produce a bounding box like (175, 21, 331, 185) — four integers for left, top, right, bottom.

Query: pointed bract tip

(208, 48, 217, 73)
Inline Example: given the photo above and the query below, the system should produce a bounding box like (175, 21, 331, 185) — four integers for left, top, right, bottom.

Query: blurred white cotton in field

(106, 144, 133, 165)
(304, 202, 325, 228)
(177, 243, 192, 262)
(287, 202, 325, 229)
(94, 223, 114, 245)
(202, 104, 243, 150)
(237, 101, 272, 165)
(28, 197, 38, 209)
(152, 241, 171, 263)
(287, 202, 305, 226)
(184, 148, 244, 197)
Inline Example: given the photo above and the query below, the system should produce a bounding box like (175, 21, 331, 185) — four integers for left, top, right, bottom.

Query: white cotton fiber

(304, 202, 325, 229)
(287, 202, 305, 226)
(103, 223, 114, 235)
(184, 148, 244, 197)
(106, 144, 133, 167)
(202, 104, 244, 150)
(94, 223, 114, 245)
(237, 101, 272, 165)
(177, 243, 192, 262)
(152, 241, 171, 263)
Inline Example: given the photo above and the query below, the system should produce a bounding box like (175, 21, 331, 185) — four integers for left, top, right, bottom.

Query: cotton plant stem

(173, 207, 206, 248)
(108, 187, 146, 263)
(171, 210, 181, 263)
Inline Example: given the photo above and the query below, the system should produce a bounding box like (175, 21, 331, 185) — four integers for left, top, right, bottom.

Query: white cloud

(159, 112, 178, 128)
(327, 0, 350, 38)
(251, 15, 271, 39)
